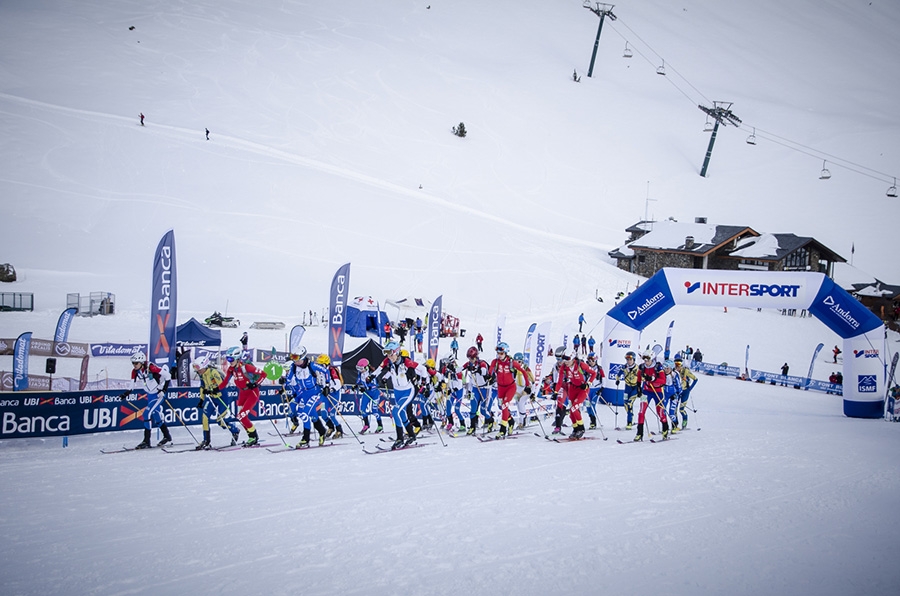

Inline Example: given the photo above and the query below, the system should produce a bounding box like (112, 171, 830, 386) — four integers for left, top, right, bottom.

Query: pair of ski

(615, 436, 677, 445)
(100, 442, 191, 454)
(362, 437, 430, 454)
(476, 432, 523, 443)
(265, 441, 342, 453)
(534, 432, 601, 443)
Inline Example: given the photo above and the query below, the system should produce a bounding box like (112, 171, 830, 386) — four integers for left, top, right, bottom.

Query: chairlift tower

(698, 101, 742, 177)
(583, 2, 616, 78)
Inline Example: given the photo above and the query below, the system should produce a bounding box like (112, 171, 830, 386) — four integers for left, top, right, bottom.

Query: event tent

(176, 318, 221, 347)
(346, 296, 389, 338)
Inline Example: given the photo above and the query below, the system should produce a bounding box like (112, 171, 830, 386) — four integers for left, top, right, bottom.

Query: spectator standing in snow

(140, 112, 144, 126)
(450, 337, 459, 359)
(205, 128, 210, 140)
(476, 333, 484, 352)
(781, 363, 789, 386)
(578, 313, 585, 332)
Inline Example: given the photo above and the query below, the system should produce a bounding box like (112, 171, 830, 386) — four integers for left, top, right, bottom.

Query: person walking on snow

(450, 337, 459, 360)
(488, 342, 529, 436)
(218, 347, 266, 446)
(120, 352, 173, 449)
(614, 351, 640, 430)
(584, 352, 605, 429)
(634, 351, 669, 441)
(513, 352, 535, 430)
(832, 345, 841, 363)
(476, 333, 484, 352)
(578, 313, 585, 333)
(462, 345, 493, 434)
(282, 347, 330, 448)
(355, 358, 384, 434)
(140, 112, 144, 126)
(193, 355, 240, 449)
(552, 349, 596, 439)
(375, 341, 429, 449)
(672, 355, 697, 429)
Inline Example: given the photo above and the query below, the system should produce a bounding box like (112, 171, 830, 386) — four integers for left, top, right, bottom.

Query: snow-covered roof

(731, 233, 780, 259)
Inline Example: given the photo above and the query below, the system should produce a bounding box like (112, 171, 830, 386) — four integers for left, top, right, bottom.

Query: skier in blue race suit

(355, 358, 384, 434)
(120, 351, 173, 449)
(283, 347, 330, 448)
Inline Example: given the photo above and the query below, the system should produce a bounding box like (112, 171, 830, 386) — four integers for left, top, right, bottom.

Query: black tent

(341, 339, 384, 385)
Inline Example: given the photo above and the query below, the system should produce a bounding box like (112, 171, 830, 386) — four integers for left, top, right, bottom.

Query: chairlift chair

(819, 160, 832, 180)
(746, 127, 757, 145)
(656, 60, 666, 75)
(888, 177, 898, 198)
(623, 42, 633, 58)
(703, 118, 714, 133)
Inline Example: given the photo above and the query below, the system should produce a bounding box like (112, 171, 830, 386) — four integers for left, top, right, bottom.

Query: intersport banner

(149, 230, 177, 368)
(427, 295, 442, 363)
(532, 322, 552, 383)
(602, 268, 886, 419)
(328, 262, 350, 366)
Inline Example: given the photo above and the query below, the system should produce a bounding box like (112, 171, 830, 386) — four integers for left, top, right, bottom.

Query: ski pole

(269, 418, 290, 447)
(323, 390, 363, 445)
(165, 399, 200, 445)
(424, 392, 447, 447)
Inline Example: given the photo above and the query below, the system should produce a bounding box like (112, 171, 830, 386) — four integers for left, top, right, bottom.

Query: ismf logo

(608, 339, 632, 349)
(683, 280, 800, 297)
(858, 375, 877, 393)
(854, 349, 879, 359)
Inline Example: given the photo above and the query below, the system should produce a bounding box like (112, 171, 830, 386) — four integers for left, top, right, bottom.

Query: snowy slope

(1, 1, 899, 594)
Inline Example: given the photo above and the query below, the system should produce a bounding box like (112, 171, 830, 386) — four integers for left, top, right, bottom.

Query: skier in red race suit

(488, 342, 529, 437)
(634, 351, 669, 442)
(218, 347, 267, 446)
(553, 349, 596, 439)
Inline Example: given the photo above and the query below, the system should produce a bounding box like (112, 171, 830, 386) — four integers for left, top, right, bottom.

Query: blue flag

(54, 308, 77, 344)
(13, 332, 32, 392)
(150, 230, 177, 368)
(328, 263, 351, 365)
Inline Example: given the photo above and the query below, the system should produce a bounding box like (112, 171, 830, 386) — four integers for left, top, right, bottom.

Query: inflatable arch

(601, 268, 886, 419)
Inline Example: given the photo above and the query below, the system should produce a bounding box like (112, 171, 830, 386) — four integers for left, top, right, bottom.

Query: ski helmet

(673, 354, 683, 363)
(587, 352, 597, 362)
(513, 352, 525, 363)
(425, 358, 436, 369)
(224, 346, 242, 363)
(400, 349, 410, 359)
(193, 355, 210, 371)
(290, 346, 308, 361)
(316, 354, 331, 366)
(466, 346, 479, 359)
(356, 358, 369, 371)
(130, 352, 147, 364)
(554, 346, 568, 359)
(625, 351, 636, 360)
(383, 341, 400, 356)
(664, 359, 674, 369)
(642, 350, 654, 361)
(496, 342, 509, 354)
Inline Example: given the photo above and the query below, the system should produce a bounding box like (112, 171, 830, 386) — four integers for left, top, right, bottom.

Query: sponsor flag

(327, 262, 351, 366)
(805, 343, 824, 390)
(79, 356, 89, 391)
(289, 325, 306, 354)
(533, 322, 552, 382)
(664, 320, 674, 360)
(13, 332, 32, 391)
(495, 313, 506, 348)
(149, 230, 177, 368)
(744, 344, 751, 378)
(427, 295, 442, 362)
(54, 308, 77, 344)
(523, 323, 537, 369)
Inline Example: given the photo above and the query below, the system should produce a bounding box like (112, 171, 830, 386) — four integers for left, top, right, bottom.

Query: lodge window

(783, 247, 809, 270)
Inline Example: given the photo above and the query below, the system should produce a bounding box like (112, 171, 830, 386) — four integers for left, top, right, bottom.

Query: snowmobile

(204, 311, 240, 328)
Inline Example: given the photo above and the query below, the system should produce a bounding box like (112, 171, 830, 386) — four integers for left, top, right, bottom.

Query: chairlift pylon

(623, 42, 633, 58)
(746, 126, 757, 145)
(819, 160, 832, 180)
(887, 177, 898, 198)
(656, 60, 666, 75)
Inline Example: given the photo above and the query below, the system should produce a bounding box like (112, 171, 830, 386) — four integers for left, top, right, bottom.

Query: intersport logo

(684, 280, 801, 298)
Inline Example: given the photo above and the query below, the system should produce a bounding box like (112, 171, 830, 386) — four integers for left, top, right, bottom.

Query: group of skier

(122, 334, 699, 450)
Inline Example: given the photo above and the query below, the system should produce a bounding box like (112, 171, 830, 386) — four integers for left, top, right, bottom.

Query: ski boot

(135, 429, 152, 449)
(195, 431, 212, 450)
(571, 424, 585, 440)
(244, 430, 259, 447)
(625, 422, 633, 431)
(403, 425, 418, 446)
(551, 426, 562, 435)
(391, 430, 406, 450)
(498, 422, 508, 437)
(466, 425, 476, 436)
(289, 417, 300, 434)
(333, 427, 344, 439)
(589, 415, 597, 430)
(375, 424, 384, 434)
(483, 420, 494, 434)
(633, 422, 644, 442)
(360, 424, 370, 435)
(661, 421, 670, 440)
(297, 428, 311, 448)
(157, 425, 173, 447)
(681, 421, 688, 431)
